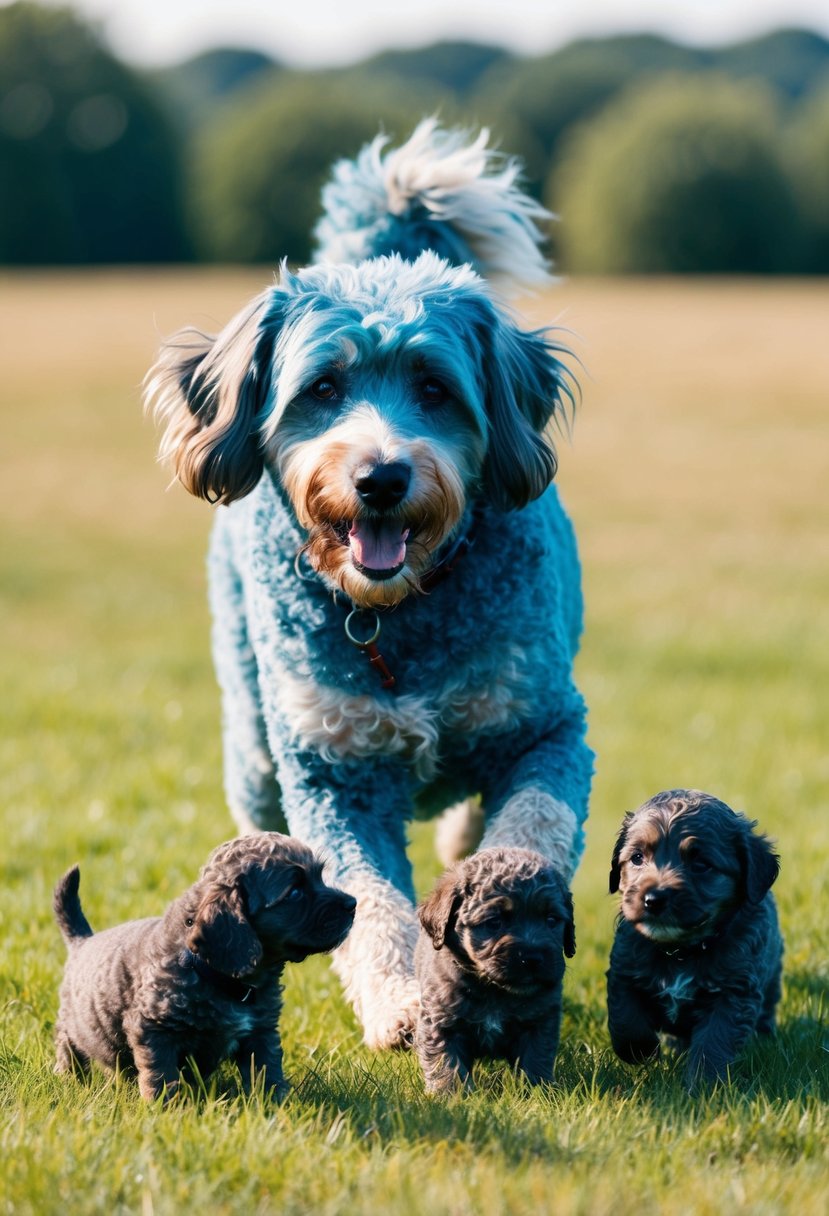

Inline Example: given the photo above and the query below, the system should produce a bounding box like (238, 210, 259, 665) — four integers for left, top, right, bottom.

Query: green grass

(1, 271, 827, 1215)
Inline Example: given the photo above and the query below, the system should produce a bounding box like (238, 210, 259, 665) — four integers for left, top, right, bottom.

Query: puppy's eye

(689, 857, 712, 874)
(310, 377, 339, 402)
(418, 378, 449, 408)
(545, 914, 560, 928)
(629, 851, 645, 867)
(285, 885, 304, 902)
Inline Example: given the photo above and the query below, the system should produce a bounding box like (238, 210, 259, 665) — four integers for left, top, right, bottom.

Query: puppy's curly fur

(53, 833, 355, 1101)
(606, 789, 783, 1087)
(414, 847, 575, 1093)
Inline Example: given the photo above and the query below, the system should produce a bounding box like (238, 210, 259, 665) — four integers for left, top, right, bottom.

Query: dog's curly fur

(144, 119, 593, 1049)
(606, 789, 783, 1087)
(53, 834, 355, 1101)
(414, 847, 575, 1093)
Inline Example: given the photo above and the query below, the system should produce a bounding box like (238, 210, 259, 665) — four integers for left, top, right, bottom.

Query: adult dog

(146, 120, 593, 1049)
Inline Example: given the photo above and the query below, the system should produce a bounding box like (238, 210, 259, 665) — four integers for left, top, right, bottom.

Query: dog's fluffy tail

(313, 117, 552, 287)
(54, 865, 94, 947)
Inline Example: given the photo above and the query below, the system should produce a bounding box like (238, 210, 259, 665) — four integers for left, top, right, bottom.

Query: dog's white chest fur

(277, 645, 528, 782)
(658, 971, 699, 1021)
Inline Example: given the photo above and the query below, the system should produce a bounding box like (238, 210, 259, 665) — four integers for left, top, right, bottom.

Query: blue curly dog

(146, 120, 593, 1047)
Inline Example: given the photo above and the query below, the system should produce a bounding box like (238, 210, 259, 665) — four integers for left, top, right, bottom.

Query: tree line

(1, 1, 828, 272)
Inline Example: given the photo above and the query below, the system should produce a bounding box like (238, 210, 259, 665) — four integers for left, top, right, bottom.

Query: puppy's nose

(519, 947, 547, 970)
(643, 889, 669, 914)
(354, 462, 410, 511)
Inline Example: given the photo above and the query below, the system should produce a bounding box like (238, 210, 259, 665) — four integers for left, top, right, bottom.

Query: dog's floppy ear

(562, 889, 577, 959)
(609, 814, 634, 894)
(738, 818, 780, 905)
(476, 305, 575, 511)
(186, 881, 263, 977)
(419, 870, 462, 950)
(145, 289, 284, 506)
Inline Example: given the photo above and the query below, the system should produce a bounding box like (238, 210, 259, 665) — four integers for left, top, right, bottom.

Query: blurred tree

(0, 1, 188, 263)
(550, 75, 804, 273)
(716, 28, 829, 102)
(148, 47, 280, 133)
(789, 85, 829, 271)
(190, 74, 434, 264)
(471, 35, 703, 189)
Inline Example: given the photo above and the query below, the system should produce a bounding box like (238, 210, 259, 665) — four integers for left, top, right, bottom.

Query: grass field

(1, 271, 827, 1215)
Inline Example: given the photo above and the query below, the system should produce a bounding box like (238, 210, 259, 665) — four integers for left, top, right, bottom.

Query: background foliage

(1, 1, 829, 271)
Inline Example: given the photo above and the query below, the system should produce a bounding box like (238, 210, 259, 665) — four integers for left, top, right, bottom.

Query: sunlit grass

(1, 271, 827, 1214)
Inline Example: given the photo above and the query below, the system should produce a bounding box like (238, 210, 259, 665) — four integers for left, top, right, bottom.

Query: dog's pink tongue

(348, 521, 409, 570)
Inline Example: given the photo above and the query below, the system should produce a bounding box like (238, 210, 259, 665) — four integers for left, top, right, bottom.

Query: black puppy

(54, 833, 356, 1101)
(414, 847, 575, 1093)
(607, 789, 782, 1087)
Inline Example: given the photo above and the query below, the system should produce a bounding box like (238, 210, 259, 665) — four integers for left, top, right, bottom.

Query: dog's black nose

(519, 948, 547, 970)
(643, 889, 669, 914)
(355, 462, 410, 510)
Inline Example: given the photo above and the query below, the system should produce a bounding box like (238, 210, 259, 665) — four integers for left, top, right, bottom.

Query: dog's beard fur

(276, 409, 472, 609)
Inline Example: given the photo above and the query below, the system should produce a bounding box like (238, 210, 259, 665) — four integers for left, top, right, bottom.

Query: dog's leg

(235, 1029, 288, 1101)
(509, 1012, 562, 1086)
(274, 749, 420, 1050)
(416, 1015, 474, 1094)
(434, 798, 484, 866)
(129, 1031, 182, 1102)
(209, 527, 287, 835)
(478, 712, 593, 882)
(607, 972, 661, 1065)
(684, 995, 763, 1087)
(54, 1030, 91, 1079)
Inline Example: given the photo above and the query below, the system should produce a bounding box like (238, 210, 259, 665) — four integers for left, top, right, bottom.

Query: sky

(20, 0, 829, 68)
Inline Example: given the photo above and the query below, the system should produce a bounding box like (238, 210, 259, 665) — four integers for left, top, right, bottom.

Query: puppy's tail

(313, 116, 552, 288)
(53, 865, 94, 947)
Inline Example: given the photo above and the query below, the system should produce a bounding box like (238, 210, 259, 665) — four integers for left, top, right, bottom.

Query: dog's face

(420, 847, 576, 992)
(147, 253, 572, 608)
(182, 833, 356, 976)
(609, 790, 779, 945)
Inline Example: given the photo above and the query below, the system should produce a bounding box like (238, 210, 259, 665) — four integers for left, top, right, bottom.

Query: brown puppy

(415, 847, 575, 1094)
(607, 789, 782, 1087)
(53, 833, 356, 1101)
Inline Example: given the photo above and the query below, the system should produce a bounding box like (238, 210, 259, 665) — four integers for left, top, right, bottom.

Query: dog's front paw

(360, 978, 420, 1050)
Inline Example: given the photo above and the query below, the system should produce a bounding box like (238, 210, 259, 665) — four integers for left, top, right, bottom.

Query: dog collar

(344, 502, 485, 692)
(182, 948, 258, 1003)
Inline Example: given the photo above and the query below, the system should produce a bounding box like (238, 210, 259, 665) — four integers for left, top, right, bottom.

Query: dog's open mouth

(334, 519, 411, 580)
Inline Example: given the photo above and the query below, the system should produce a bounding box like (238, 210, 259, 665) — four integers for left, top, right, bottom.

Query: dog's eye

(285, 885, 304, 902)
(545, 914, 560, 928)
(689, 857, 712, 874)
(629, 851, 645, 866)
(310, 377, 339, 402)
(418, 378, 449, 408)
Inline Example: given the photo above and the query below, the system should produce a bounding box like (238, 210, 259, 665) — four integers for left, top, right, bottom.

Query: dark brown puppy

(415, 847, 575, 1094)
(607, 789, 782, 1087)
(53, 833, 356, 1101)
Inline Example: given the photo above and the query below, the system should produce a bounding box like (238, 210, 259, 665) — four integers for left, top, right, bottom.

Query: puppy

(145, 119, 594, 1051)
(53, 833, 356, 1101)
(414, 847, 575, 1093)
(607, 789, 782, 1087)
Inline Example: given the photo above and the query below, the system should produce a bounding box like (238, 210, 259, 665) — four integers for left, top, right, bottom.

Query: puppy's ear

(609, 814, 633, 894)
(562, 889, 576, 958)
(186, 882, 263, 977)
(145, 289, 283, 506)
(739, 819, 780, 904)
(419, 871, 461, 950)
(477, 306, 575, 511)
